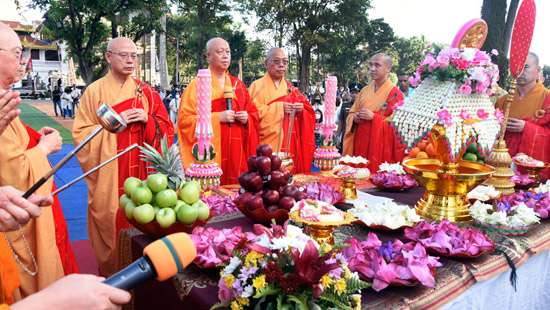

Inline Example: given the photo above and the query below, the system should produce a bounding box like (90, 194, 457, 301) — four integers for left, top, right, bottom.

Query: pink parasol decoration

(451, 19, 488, 49)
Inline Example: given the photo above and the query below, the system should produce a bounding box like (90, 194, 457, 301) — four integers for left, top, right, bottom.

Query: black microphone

(103, 233, 196, 290)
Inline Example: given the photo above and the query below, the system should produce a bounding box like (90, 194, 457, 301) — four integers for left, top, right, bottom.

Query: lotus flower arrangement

(342, 233, 441, 291)
(470, 200, 540, 227)
(497, 190, 550, 219)
(203, 192, 239, 216)
(302, 182, 344, 205)
(370, 162, 417, 191)
(404, 220, 495, 257)
(467, 185, 500, 202)
(511, 172, 536, 188)
(214, 223, 369, 310)
(349, 201, 422, 230)
(191, 226, 254, 269)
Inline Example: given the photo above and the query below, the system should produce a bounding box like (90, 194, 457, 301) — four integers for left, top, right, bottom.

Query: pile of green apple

(462, 142, 486, 164)
(119, 174, 210, 228)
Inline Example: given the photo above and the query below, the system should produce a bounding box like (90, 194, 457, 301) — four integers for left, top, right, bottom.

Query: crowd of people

(1, 16, 548, 309)
(51, 85, 82, 119)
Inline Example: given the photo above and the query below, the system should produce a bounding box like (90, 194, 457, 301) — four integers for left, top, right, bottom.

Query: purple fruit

(247, 196, 264, 212)
(281, 185, 298, 198)
(278, 196, 295, 210)
(256, 144, 273, 157)
(247, 156, 258, 172)
(268, 170, 286, 189)
(294, 191, 308, 202)
(270, 155, 282, 171)
(262, 190, 280, 205)
(256, 156, 272, 176)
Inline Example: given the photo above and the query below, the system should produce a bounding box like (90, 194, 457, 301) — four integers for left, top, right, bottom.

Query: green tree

(32, 0, 165, 84)
(392, 36, 430, 77)
(481, 0, 520, 87)
(244, 0, 381, 91)
(543, 65, 550, 88)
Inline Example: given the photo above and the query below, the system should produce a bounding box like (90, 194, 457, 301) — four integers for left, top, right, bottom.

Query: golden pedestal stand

(403, 125, 495, 223)
(289, 211, 356, 248)
(485, 80, 517, 195)
(340, 177, 358, 200)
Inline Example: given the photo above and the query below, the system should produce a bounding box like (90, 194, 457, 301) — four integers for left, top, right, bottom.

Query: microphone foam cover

(143, 233, 197, 281)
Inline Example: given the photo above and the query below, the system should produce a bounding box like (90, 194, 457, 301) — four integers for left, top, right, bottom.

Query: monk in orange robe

(496, 52, 550, 180)
(343, 53, 404, 171)
(249, 48, 315, 173)
(0, 23, 77, 299)
(178, 37, 259, 185)
(73, 37, 174, 276)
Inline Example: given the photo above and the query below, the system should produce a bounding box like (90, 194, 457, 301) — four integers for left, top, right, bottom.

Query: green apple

(194, 200, 210, 221)
(124, 177, 142, 196)
(155, 189, 178, 208)
(125, 201, 137, 220)
(119, 194, 131, 209)
(178, 181, 201, 204)
(133, 204, 155, 224)
(131, 186, 153, 205)
(154, 206, 160, 214)
(177, 204, 198, 225)
(174, 200, 188, 214)
(146, 173, 168, 193)
(156, 208, 176, 228)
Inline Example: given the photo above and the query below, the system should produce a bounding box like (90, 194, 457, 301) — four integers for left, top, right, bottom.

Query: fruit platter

(235, 144, 307, 224)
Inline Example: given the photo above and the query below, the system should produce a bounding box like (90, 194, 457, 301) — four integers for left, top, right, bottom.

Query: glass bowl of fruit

(120, 175, 211, 238)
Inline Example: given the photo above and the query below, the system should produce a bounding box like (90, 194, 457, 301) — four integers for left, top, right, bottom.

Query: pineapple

(139, 136, 186, 190)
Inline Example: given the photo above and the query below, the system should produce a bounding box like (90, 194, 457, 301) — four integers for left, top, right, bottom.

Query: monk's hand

(38, 127, 62, 155)
(121, 108, 148, 124)
(219, 110, 235, 123)
(235, 111, 248, 124)
(353, 113, 363, 124)
(0, 186, 48, 232)
(283, 102, 294, 114)
(358, 108, 374, 120)
(0, 90, 21, 135)
(292, 102, 304, 113)
(507, 118, 525, 133)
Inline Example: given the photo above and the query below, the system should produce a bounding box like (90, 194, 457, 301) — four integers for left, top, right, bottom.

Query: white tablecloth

(443, 251, 550, 309)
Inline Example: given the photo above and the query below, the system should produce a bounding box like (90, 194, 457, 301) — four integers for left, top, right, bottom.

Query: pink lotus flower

(404, 220, 494, 257)
(437, 109, 453, 127)
(342, 233, 441, 291)
(477, 109, 489, 120)
(191, 226, 253, 268)
(409, 71, 422, 87)
(421, 54, 437, 70)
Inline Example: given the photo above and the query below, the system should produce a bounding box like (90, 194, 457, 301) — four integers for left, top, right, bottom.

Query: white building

(3, 20, 71, 91)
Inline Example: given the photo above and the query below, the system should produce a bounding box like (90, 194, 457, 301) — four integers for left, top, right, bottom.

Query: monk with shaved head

(0, 22, 78, 299)
(343, 53, 405, 171)
(73, 36, 174, 276)
(248, 48, 315, 173)
(178, 37, 259, 184)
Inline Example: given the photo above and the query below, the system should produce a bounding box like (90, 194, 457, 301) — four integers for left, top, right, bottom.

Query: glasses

(271, 59, 289, 66)
(108, 51, 138, 60)
(0, 47, 23, 60)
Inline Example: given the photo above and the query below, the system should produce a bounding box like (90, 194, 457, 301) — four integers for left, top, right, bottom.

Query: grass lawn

(19, 102, 73, 144)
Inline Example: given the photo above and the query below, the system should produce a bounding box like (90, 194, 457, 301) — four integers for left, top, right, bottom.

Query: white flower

(467, 185, 500, 201)
(511, 203, 540, 226)
(269, 224, 318, 253)
(469, 201, 492, 221)
(534, 180, 550, 194)
(349, 201, 420, 229)
(378, 162, 406, 175)
(461, 48, 477, 61)
(242, 285, 254, 298)
(223, 257, 242, 277)
(486, 211, 508, 225)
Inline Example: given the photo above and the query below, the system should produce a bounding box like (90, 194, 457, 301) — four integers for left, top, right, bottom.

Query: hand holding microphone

(103, 232, 196, 290)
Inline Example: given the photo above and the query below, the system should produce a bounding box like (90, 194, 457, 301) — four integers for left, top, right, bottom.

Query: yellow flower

(230, 301, 241, 310)
(335, 278, 347, 295)
(321, 274, 332, 287)
(237, 297, 250, 306)
(244, 251, 263, 268)
(343, 266, 352, 279)
(352, 294, 362, 310)
(252, 275, 267, 290)
(224, 274, 236, 287)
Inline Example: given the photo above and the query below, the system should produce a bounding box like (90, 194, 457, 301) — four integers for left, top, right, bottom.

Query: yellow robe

(72, 72, 138, 276)
(0, 118, 64, 298)
(248, 74, 287, 150)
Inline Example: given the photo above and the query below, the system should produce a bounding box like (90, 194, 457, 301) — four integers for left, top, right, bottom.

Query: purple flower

(378, 241, 395, 262)
(497, 201, 511, 213)
(238, 266, 258, 282)
(217, 278, 234, 303)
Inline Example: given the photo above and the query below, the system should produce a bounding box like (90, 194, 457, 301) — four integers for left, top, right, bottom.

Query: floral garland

(409, 48, 499, 96)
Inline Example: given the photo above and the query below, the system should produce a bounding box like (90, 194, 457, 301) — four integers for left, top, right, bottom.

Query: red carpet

(71, 240, 99, 275)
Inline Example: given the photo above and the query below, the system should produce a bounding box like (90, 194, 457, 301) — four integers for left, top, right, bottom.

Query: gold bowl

(289, 210, 356, 247)
(403, 158, 495, 222)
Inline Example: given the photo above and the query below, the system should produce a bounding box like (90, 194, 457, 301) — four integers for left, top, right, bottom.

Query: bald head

(206, 37, 231, 73)
(368, 53, 393, 84)
(0, 22, 25, 89)
(265, 48, 288, 81)
(106, 37, 137, 78)
(371, 53, 393, 70)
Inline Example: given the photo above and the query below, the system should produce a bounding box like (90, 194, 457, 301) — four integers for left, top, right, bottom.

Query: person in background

(336, 83, 362, 152)
(60, 87, 73, 118)
(51, 86, 62, 117)
(398, 74, 414, 99)
(70, 85, 81, 113)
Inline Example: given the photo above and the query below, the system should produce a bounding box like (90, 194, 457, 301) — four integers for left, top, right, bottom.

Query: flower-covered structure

(392, 48, 502, 159)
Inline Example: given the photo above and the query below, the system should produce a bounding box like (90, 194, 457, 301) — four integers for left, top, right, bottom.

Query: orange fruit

(417, 140, 428, 150)
(425, 143, 437, 157)
(416, 151, 429, 159)
(409, 147, 421, 157)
